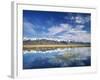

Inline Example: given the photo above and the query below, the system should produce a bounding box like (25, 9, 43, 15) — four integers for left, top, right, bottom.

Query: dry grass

(23, 44, 90, 51)
(24, 44, 89, 48)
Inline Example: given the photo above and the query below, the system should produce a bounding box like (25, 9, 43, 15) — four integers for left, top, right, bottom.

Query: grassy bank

(23, 44, 90, 51)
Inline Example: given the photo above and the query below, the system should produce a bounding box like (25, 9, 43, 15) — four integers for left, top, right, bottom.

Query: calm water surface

(23, 47, 91, 69)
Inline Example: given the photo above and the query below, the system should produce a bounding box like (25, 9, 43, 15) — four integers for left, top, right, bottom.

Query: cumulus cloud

(47, 23, 72, 35)
(47, 23, 90, 42)
(24, 22, 90, 42)
(75, 15, 90, 24)
(75, 16, 84, 24)
(64, 15, 90, 24)
(61, 32, 90, 42)
(23, 20, 90, 42)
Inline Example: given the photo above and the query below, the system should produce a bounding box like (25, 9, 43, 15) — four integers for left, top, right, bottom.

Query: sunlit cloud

(47, 23, 72, 35)
(23, 10, 91, 42)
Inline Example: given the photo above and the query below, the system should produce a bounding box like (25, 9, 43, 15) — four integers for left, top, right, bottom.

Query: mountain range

(23, 39, 90, 45)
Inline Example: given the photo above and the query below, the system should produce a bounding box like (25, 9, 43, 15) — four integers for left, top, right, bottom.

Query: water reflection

(23, 47, 91, 69)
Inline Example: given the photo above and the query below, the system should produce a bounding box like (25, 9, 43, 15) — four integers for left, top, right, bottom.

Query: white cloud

(23, 21, 36, 37)
(75, 25, 85, 30)
(48, 23, 72, 35)
(48, 26, 64, 35)
(75, 15, 90, 24)
(47, 23, 90, 42)
(64, 15, 90, 24)
(24, 21, 90, 42)
(75, 16, 84, 24)
(59, 28, 90, 42)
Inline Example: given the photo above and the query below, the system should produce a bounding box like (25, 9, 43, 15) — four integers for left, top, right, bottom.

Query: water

(23, 47, 91, 69)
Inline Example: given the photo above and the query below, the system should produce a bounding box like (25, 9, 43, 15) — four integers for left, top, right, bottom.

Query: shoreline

(23, 44, 90, 51)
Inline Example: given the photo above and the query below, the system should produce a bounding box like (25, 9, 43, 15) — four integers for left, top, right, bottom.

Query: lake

(23, 47, 91, 69)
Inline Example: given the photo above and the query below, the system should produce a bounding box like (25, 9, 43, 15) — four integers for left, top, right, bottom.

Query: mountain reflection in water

(23, 47, 91, 69)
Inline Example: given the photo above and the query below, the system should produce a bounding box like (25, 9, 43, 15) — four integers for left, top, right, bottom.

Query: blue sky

(23, 10, 91, 42)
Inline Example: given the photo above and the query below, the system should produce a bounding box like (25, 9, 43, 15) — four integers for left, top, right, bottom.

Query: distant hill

(23, 39, 90, 46)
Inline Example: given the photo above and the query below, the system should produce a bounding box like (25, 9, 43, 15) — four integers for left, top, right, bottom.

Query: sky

(23, 10, 91, 42)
